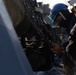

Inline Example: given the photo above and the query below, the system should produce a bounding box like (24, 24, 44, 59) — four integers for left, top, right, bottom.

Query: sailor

(50, 3, 76, 75)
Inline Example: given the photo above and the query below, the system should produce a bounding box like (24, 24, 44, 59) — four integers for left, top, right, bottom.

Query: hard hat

(50, 3, 68, 22)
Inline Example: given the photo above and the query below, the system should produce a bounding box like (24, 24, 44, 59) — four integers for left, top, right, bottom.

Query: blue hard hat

(50, 3, 68, 22)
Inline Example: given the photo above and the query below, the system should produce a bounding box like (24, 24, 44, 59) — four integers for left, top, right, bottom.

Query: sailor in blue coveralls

(50, 3, 76, 75)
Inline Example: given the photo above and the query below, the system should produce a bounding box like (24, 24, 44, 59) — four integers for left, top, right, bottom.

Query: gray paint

(0, 0, 34, 75)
